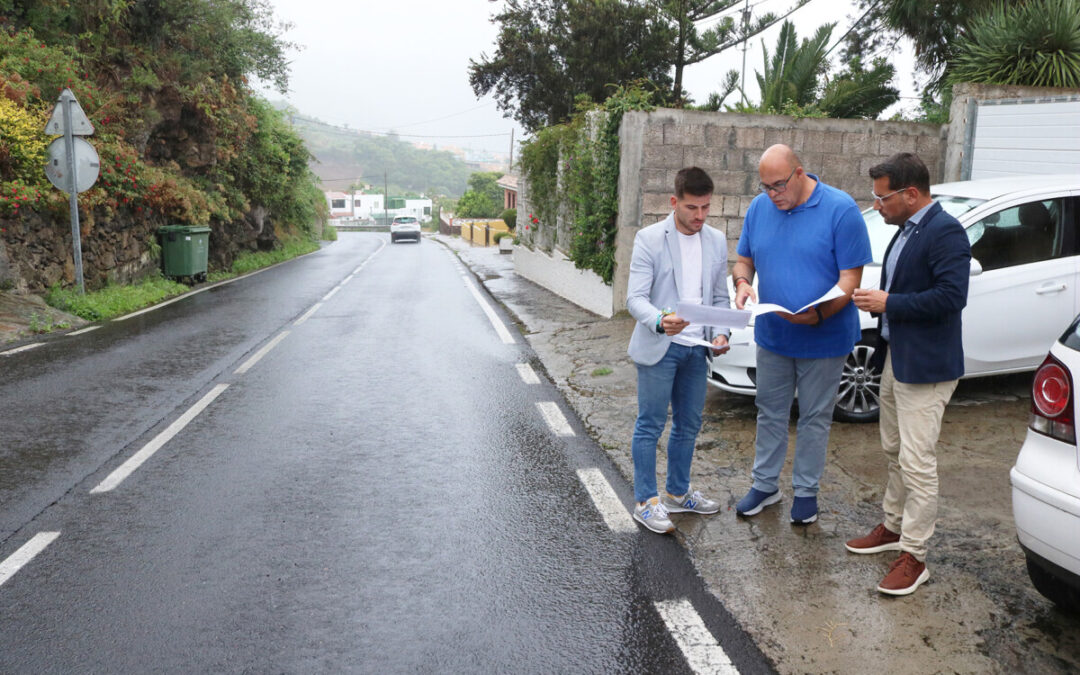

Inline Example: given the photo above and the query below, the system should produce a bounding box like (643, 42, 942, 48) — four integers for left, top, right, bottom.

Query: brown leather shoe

(877, 552, 929, 596)
(845, 523, 901, 554)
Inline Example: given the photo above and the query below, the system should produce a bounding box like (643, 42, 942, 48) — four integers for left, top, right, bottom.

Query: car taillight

(1030, 354, 1075, 444)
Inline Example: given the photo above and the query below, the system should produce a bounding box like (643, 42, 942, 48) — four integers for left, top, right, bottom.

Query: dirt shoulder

(0, 291, 86, 346)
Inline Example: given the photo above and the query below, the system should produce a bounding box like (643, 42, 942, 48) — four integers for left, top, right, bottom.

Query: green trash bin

(159, 225, 210, 282)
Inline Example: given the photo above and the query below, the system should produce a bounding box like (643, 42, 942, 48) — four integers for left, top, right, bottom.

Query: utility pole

(740, 0, 750, 106)
(508, 128, 514, 173)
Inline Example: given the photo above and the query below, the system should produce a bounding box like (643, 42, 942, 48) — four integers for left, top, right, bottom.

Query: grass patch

(322, 224, 338, 241)
(46, 237, 321, 321)
(231, 238, 319, 275)
(46, 275, 190, 321)
(590, 367, 613, 377)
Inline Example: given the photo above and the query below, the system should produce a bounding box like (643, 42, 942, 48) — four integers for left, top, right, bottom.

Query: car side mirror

(970, 258, 983, 276)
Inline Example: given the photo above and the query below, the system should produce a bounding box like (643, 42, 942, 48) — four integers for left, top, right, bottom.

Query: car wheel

(1026, 557, 1080, 614)
(833, 331, 881, 423)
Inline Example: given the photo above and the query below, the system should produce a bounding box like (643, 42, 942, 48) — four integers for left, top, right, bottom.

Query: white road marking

(234, 331, 290, 374)
(0, 343, 43, 357)
(516, 363, 540, 385)
(90, 384, 229, 494)
(463, 278, 515, 344)
(293, 302, 322, 326)
(323, 286, 340, 301)
(0, 532, 60, 587)
(113, 286, 211, 321)
(537, 401, 574, 437)
(577, 469, 636, 533)
(654, 599, 739, 675)
(68, 326, 100, 336)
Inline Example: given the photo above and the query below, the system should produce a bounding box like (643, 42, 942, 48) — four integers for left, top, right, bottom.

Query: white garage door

(970, 97, 1080, 179)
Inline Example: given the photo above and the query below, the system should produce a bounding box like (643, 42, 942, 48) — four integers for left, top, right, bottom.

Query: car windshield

(863, 195, 986, 263)
(1062, 315, 1080, 351)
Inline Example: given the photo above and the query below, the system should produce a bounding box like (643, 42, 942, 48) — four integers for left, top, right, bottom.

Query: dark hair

(675, 166, 713, 198)
(868, 153, 931, 193)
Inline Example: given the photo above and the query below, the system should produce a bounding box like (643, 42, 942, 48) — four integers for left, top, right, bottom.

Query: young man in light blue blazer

(626, 167, 731, 534)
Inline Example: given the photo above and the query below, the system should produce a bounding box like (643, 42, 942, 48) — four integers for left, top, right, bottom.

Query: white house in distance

(324, 190, 431, 223)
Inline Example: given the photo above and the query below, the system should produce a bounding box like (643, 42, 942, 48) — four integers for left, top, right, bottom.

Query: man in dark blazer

(846, 152, 971, 596)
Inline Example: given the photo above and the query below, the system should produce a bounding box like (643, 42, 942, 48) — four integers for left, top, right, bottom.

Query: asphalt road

(0, 233, 772, 673)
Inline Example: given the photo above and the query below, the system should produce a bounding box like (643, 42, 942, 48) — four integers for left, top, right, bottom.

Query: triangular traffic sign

(45, 88, 94, 136)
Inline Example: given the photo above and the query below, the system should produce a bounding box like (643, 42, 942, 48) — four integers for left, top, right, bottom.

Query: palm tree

(755, 21, 834, 112)
(947, 0, 1080, 88)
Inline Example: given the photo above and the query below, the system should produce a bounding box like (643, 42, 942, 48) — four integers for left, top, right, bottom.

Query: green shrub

(500, 207, 517, 229)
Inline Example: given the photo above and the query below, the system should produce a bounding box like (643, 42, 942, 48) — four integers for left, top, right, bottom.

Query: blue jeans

(631, 344, 708, 503)
(751, 346, 845, 498)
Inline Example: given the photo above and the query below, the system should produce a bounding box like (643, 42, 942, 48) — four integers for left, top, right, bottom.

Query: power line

(389, 102, 498, 130)
(292, 114, 511, 140)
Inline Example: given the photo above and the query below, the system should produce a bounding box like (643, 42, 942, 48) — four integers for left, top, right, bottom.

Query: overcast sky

(257, 0, 919, 157)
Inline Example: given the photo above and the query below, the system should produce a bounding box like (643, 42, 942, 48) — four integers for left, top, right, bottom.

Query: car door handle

(1035, 283, 1067, 295)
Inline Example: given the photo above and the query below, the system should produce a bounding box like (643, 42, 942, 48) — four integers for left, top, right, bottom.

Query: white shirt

(673, 230, 705, 345)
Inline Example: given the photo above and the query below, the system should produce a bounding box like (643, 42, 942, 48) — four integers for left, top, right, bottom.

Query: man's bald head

(757, 144, 814, 211)
(759, 144, 801, 173)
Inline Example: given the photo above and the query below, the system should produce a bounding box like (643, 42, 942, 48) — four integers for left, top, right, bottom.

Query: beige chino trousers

(879, 357, 958, 561)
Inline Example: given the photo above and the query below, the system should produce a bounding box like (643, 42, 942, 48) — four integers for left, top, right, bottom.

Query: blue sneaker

(790, 496, 818, 525)
(735, 488, 781, 516)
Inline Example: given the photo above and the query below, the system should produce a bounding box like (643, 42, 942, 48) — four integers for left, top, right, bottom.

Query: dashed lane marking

(68, 326, 100, 336)
(536, 401, 574, 437)
(234, 331, 290, 375)
(576, 469, 636, 533)
(0, 343, 43, 357)
(0, 532, 60, 588)
(654, 599, 739, 675)
(294, 302, 322, 326)
(463, 278, 515, 344)
(90, 384, 229, 494)
(323, 286, 341, 301)
(516, 363, 540, 385)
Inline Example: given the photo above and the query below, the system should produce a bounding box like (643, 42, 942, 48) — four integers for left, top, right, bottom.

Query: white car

(710, 174, 1080, 422)
(390, 215, 421, 243)
(1011, 316, 1080, 613)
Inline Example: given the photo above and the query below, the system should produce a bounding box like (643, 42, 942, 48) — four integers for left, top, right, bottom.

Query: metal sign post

(62, 96, 84, 293)
(44, 88, 97, 294)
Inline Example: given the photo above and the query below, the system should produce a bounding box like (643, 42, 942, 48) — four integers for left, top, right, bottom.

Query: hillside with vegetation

(288, 113, 473, 198)
(0, 0, 326, 293)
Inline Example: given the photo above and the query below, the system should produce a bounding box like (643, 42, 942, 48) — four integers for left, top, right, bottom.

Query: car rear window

(1061, 315, 1080, 351)
(395, 217, 417, 224)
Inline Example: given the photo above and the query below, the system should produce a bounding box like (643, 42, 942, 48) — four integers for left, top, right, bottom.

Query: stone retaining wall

(613, 109, 946, 312)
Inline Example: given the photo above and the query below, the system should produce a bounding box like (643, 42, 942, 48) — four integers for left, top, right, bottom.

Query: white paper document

(748, 285, 845, 318)
(678, 336, 749, 350)
(674, 303, 751, 329)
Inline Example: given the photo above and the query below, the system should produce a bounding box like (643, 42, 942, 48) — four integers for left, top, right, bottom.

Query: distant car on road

(710, 174, 1080, 422)
(1011, 315, 1080, 613)
(390, 216, 421, 243)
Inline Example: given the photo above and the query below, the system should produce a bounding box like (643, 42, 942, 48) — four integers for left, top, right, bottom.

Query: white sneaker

(633, 497, 675, 534)
(662, 488, 720, 515)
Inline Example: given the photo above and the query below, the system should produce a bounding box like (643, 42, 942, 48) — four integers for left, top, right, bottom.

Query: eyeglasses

(758, 167, 797, 194)
(871, 187, 908, 203)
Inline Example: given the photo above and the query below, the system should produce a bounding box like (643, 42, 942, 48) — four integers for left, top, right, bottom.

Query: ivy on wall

(518, 82, 658, 285)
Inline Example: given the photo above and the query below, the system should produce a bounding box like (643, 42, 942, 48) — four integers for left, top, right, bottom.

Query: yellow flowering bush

(0, 97, 47, 183)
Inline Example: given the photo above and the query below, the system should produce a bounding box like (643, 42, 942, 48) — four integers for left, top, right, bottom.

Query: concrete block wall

(613, 109, 946, 312)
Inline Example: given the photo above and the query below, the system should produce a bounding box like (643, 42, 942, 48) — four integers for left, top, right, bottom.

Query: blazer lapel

(893, 202, 941, 280)
(665, 218, 683, 299)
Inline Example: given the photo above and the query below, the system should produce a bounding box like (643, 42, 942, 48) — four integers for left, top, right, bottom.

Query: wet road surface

(0, 234, 772, 673)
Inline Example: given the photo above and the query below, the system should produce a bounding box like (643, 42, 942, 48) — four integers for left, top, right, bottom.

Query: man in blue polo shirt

(731, 144, 872, 525)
